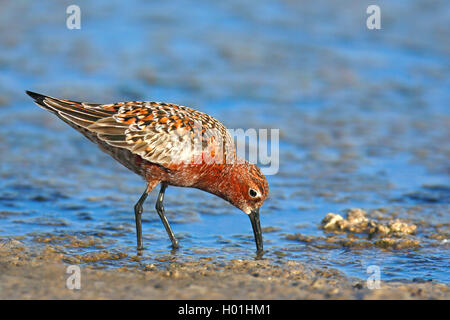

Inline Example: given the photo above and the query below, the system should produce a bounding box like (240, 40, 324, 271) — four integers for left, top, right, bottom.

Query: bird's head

(218, 162, 269, 253)
(231, 163, 269, 215)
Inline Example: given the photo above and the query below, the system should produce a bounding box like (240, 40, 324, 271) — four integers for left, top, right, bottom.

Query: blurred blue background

(0, 0, 448, 282)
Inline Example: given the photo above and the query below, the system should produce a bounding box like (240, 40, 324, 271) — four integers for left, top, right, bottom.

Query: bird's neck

(193, 162, 246, 206)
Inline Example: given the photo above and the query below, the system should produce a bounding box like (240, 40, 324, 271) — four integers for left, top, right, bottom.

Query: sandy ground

(0, 239, 448, 300)
(0, 0, 449, 300)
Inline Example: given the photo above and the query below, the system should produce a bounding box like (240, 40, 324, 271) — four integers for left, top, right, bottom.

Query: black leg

(155, 183, 179, 249)
(134, 189, 148, 251)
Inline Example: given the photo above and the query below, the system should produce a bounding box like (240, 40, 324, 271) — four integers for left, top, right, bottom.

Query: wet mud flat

(0, 0, 449, 299)
(0, 239, 448, 299)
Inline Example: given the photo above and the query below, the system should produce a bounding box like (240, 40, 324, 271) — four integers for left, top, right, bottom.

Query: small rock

(346, 208, 368, 224)
(388, 220, 417, 235)
(321, 213, 344, 230)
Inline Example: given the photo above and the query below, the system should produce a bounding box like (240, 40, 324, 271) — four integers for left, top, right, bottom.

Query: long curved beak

(248, 209, 263, 254)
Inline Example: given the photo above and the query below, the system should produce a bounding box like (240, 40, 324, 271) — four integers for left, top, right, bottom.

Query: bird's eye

(249, 188, 259, 198)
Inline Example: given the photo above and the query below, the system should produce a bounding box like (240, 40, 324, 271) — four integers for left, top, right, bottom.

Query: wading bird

(26, 91, 268, 254)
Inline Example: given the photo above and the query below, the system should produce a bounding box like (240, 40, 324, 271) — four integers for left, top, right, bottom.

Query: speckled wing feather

(26, 91, 236, 168)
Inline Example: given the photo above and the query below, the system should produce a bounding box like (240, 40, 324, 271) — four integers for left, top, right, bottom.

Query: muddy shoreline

(0, 239, 447, 299)
(0, 0, 449, 299)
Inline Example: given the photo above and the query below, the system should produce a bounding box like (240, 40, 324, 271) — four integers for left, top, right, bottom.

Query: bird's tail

(25, 90, 112, 129)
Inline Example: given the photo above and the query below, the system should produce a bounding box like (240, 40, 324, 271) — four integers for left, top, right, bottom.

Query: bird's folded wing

(27, 91, 235, 167)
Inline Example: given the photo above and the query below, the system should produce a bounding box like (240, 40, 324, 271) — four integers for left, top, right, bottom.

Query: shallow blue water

(0, 0, 449, 283)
